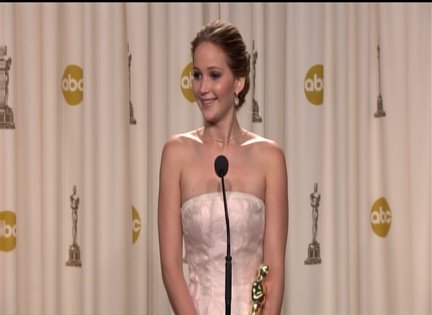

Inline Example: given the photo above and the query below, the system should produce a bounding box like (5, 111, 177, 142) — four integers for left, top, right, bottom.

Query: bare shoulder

(162, 130, 200, 151)
(244, 131, 286, 162)
(161, 130, 200, 163)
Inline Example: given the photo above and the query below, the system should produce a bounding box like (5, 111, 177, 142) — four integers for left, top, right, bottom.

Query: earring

(234, 94, 240, 107)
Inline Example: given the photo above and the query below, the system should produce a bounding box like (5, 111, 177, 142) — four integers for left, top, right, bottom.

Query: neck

(199, 125, 246, 145)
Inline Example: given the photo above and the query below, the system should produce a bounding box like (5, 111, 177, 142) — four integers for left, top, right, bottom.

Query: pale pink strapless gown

(181, 191, 265, 315)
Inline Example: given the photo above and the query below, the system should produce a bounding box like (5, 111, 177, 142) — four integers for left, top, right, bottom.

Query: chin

(202, 114, 216, 124)
(200, 106, 215, 118)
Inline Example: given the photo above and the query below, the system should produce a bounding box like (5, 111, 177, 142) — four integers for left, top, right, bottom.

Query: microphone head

(214, 155, 229, 178)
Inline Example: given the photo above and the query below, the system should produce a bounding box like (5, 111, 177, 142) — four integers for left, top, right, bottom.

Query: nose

(198, 76, 210, 95)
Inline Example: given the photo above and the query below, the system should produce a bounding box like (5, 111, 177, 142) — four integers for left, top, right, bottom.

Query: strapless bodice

(181, 191, 265, 315)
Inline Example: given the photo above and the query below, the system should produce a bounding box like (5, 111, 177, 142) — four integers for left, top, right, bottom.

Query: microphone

(214, 155, 232, 315)
(214, 155, 229, 178)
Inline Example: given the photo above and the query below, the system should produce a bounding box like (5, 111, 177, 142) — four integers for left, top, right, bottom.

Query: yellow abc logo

(0, 210, 17, 252)
(304, 64, 324, 105)
(62, 64, 84, 106)
(132, 206, 141, 244)
(180, 62, 195, 103)
(370, 197, 392, 237)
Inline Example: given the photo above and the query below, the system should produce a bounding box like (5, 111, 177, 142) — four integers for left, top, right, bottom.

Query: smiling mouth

(200, 98, 216, 107)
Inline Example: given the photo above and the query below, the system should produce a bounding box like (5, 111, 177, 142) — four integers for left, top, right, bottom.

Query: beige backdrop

(0, 3, 430, 315)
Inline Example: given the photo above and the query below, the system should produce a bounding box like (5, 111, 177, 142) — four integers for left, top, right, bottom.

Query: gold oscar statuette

(251, 264, 269, 315)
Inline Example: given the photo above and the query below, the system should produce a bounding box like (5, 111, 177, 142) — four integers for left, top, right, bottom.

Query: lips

(200, 98, 216, 108)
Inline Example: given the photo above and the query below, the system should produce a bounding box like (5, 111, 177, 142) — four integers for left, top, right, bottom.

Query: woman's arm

(262, 142, 289, 315)
(158, 138, 198, 315)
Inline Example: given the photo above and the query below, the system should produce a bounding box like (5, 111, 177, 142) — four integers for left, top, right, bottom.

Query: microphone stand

(220, 174, 232, 315)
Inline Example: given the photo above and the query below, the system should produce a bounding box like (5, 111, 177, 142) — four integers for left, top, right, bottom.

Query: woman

(158, 20, 288, 315)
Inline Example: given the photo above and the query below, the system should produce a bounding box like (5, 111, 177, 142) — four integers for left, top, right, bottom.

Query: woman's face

(192, 41, 244, 122)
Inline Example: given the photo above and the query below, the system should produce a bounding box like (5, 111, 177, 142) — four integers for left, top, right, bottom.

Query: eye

(192, 70, 202, 81)
(209, 71, 221, 80)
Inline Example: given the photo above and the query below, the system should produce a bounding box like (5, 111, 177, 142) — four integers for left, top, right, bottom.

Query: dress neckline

(181, 191, 264, 209)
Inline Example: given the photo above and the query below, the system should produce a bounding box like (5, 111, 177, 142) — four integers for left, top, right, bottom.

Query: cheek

(191, 80, 199, 95)
(216, 82, 234, 98)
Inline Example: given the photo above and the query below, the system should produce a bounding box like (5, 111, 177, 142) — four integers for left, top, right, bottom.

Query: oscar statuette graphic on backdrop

(66, 186, 82, 267)
(128, 43, 137, 125)
(0, 45, 14, 129)
(305, 183, 321, 265)
(374, 45, 386, 118)
(251, 40, 262, 123)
